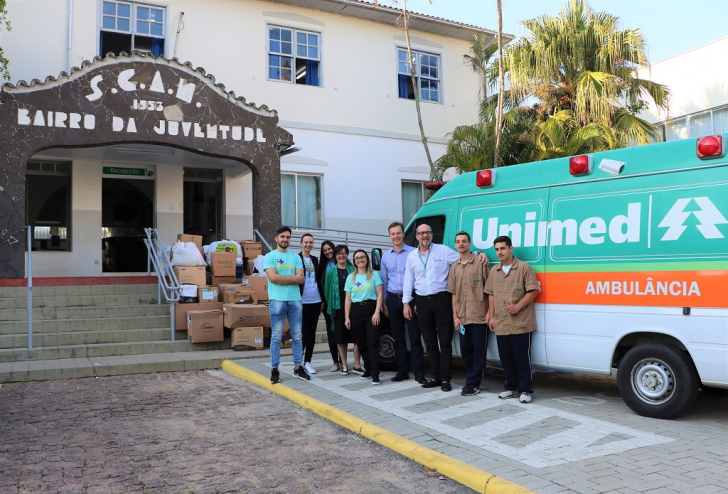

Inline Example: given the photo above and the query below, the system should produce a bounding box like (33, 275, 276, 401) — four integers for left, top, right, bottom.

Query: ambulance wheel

(617, 343, 699, 419)
(378, 332, 397, 371)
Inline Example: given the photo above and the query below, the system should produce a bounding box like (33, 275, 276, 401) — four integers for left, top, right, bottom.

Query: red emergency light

(425, 181, 446, 191)
(476, 169, 496, 187)
(569, 155, 593, 176)
(696, 135, 725, 159)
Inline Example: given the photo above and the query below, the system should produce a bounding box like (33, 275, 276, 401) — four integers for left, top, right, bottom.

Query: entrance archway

(0, 53, 293, 278)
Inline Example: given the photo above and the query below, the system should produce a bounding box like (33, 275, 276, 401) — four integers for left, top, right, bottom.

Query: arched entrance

(0, 53, 293, 278)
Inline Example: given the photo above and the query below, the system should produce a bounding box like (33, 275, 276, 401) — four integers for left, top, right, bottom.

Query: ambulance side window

(405, 215, 446, 248)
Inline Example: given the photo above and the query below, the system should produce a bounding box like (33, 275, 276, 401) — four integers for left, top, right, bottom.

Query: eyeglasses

(336, 252, 348, 257)
(354, 256, 367, 261)
(416, 231, 432, 236)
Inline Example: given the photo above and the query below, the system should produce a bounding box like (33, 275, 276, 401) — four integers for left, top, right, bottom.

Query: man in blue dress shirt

(381, 221, 425, 384)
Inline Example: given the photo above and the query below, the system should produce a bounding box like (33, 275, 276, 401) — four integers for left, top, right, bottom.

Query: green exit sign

(102, 166, 154, 177)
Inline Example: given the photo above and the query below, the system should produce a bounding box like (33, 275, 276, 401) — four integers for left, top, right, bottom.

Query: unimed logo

(471, 196, 726, 250)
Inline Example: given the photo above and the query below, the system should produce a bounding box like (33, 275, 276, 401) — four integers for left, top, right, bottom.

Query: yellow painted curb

(222, 360, 536, 494)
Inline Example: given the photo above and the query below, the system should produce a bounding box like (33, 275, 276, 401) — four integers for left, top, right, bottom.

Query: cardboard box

(173, 301, 224, 330)
(174, 266, 206, 287)
(211, 275, 237, 286)
(231, 326, 264, 350)
(177, 234, 203, 248)
(240, 241, 262, 259)
(197, 286, 219, 302)
(187, 310, 224, 343)
(218, 284, 258, 304)
(243, 275, 269, 301)
(223, 304, 289, 330)
(210, 252, 236, 277)
(244, 260, 255, 276)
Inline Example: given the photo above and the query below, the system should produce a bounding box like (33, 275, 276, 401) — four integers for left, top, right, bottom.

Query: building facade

(1, 0, 501, 278)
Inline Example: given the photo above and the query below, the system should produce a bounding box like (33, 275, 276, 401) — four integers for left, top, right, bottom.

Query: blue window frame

(397, 48, 441, 103)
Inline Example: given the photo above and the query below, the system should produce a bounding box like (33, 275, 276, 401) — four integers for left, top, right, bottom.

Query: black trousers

(323, 310, 340, 364)
(461, 323, 488, 386)
(301, 302, 321, 364)
(350, 300, 380, 378)
(496, 332, 534, 393)
(415, 291, 453, 382)
(386, 294, 424, 377)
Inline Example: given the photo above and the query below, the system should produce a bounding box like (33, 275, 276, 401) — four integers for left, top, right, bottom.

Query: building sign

(0, 53, 294, 278)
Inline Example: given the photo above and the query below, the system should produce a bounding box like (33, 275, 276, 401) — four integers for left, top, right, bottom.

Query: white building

(1, 0, 504, 278)
(637, 37, 728, 142)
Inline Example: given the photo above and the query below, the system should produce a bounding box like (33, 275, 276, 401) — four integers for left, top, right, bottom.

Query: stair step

(0, 339, 231, 362)
(0, 293, 160, 309)
(0, 315, 171, 334)
(0, 343, 334, 383)
(0, 328, 186, 349)
(0, 284, 158, 298)
(0, 304, 169, 321)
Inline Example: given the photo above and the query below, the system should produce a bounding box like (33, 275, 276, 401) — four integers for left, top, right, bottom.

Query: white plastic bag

(206, 239, 243, 264)
(170, 241, 207, 267)
(252, 254, 265, 275)
(179, 284, 198, 297)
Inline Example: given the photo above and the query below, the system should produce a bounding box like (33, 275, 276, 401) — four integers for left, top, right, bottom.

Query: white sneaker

(330, 363, 340, 372)
(498, 390, 518, 400)
(304, 362, 317, 374)
(519, 392, 532, 403)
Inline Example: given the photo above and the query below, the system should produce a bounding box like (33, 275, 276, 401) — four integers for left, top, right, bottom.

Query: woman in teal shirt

(344, 249, 384, 384)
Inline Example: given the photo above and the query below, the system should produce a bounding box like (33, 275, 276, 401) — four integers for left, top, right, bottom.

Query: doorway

(102, 176, 154, 272)
(183, 168, 223, 245)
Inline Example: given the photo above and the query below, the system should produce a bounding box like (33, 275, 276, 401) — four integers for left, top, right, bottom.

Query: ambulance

(404, 134, 728, 419)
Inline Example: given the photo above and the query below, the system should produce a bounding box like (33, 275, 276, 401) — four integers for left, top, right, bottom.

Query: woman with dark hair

(323, 245, 356, 374)
(316, 240, 340, 371)
(344, 249, 384, 385)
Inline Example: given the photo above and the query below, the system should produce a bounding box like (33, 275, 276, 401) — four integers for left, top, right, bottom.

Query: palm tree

(529, 110, 617, 161)
(463, 34, 498, 101)
(502, 0, 669, 146)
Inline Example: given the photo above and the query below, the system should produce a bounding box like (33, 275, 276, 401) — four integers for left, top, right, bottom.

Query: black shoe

(271, 368, 280, 384)
(441, 381, 452, 392)
(372, 376, 381, 385)
(422, 379, 442, 388)
(293, 366, 310, 381)
(351, 367, 365, 375)
(461, 384, 480, 396)
(415, 374, 427, 385)
(360, 371, 372, 380)
(391, 373, 410, 382)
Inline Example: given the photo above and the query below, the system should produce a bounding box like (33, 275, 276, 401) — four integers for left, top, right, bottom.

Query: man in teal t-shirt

(263, 226, 308, 384)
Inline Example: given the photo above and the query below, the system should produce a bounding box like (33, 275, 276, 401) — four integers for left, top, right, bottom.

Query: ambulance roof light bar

(569, 155, 593, 176)
(476, 169, 496, 187)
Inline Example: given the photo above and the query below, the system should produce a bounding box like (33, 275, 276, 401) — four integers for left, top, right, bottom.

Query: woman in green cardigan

(324, 244, 356, 375)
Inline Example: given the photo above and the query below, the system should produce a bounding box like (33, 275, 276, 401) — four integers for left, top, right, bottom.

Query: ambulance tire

(378, 332, 397, 371)
(617, 343, 699, 419)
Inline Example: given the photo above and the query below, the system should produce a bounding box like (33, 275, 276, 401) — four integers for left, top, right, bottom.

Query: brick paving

(0, 370, 472, 494)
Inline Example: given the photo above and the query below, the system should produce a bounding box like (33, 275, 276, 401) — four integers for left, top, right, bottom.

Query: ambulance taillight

(476, 169, 496, 187)
(696, 135, 725, 159)
(569, 155, 593, 176)
(425, 181, 446, 191)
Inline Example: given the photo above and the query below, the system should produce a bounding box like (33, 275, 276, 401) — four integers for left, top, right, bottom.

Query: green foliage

(0, 0, 11, 80)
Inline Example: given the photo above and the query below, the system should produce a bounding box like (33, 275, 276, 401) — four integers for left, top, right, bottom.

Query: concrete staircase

(0, 283, 331, 383)
(0, 283, 235, 382)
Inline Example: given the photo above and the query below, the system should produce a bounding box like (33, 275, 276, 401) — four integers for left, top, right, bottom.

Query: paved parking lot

(230, 353, 728, 494)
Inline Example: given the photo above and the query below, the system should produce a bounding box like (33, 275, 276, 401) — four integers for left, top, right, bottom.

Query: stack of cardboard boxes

(173, 236, 284, 350)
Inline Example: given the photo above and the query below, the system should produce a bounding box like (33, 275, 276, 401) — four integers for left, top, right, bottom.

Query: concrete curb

(222, 360, 535, 494)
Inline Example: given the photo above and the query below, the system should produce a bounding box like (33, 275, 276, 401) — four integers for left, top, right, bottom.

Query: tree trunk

(402, 0, 438, 180)
(493, 0, 505, 168)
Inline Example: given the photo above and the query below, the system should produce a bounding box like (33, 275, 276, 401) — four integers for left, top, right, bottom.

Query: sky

(402, 0, 728, 64)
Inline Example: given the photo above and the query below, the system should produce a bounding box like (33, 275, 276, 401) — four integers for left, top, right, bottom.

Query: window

(281, 173, 322, 228)
(268, 26, 320, 86)
(100, 1, 165, 57)
(397, 48, 441, 102)
(26, 161, 72, 252)
(402, 181, 426, 226)
(661, 106, 728, 142)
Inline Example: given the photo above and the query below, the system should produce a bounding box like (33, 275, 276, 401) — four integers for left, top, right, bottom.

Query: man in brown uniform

(448, 231, 490, 396)
(484, 235, 540, 404)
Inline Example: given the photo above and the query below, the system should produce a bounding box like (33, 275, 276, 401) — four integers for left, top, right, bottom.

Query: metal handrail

(26, 226, 33, 349)
(144, 228, 180, 341)
(288, 226, 389, 253)
(252, 229, 273, 253)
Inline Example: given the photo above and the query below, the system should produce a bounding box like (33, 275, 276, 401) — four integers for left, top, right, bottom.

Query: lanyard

(418, 247, 431, 274)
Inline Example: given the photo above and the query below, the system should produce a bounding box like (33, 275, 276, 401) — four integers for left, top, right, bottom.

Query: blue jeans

(269, 300, 303, 369)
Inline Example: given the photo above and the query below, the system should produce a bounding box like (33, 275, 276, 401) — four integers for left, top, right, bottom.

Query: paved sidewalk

(229, 353, 728, 494)
(0, 367, 475, 494)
